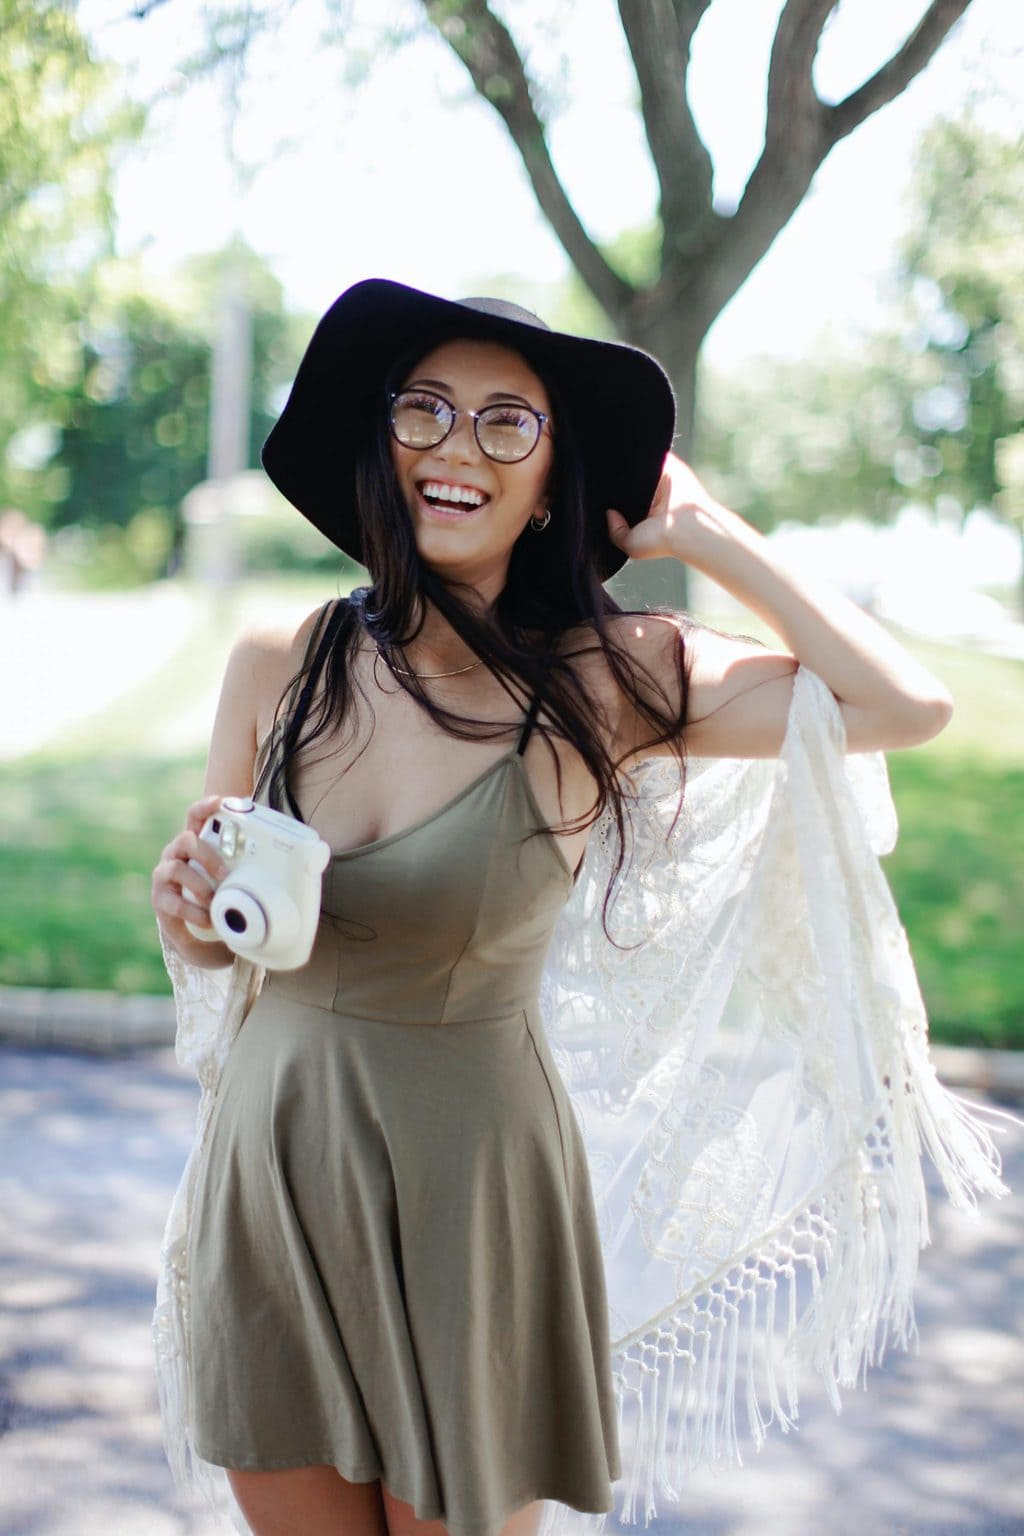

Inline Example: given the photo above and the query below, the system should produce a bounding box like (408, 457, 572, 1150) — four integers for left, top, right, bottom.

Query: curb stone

(929, 1043, 1024, 1101)
(0, 986, 1023, 1101)
(0, 985, 176, 1053)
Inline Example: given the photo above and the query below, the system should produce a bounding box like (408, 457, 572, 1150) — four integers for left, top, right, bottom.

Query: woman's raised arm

(608, 452, 954, 760)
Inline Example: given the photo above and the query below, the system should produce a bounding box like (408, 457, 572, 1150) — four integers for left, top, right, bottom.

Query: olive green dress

(185, 693, 622, 1536)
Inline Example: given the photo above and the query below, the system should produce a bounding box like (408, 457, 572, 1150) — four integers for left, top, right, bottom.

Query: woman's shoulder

(225, 598, 339, 728)
(230, 598, 337, 671)
(553, 609, 689, 680)
(556, 609, 688, 645)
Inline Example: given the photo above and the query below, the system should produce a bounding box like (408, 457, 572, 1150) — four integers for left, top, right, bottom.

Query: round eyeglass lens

(391, 392, 452, 449)
(476, 405, 539, 462)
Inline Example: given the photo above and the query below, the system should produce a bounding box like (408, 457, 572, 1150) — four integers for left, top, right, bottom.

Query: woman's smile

(415, 477, 491, 517)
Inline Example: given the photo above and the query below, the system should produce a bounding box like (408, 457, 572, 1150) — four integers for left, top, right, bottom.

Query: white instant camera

(184, 797, 331, 971)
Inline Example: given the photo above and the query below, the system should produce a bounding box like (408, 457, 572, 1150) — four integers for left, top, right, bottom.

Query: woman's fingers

(161, 826, 229, 885)
(151, 810, 230, 931)
(153, 852, 212, 920)
(651, 471, 672, 516)
(153, 873, 215, 928)
(185, 793, 223, 833)
(606, 508, 630, 546)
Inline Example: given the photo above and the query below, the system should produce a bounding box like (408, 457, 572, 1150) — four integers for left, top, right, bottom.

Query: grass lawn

(0, 753, 205, 996)
(885, 752, 1023, 1046)
(0, 599, 1021, 1046)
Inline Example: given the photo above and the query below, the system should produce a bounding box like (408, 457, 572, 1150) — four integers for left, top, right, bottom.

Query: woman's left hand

(606, 451, 721, 562)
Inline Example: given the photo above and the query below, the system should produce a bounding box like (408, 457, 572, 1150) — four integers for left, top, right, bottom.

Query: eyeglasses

(389, 388, 551, 464)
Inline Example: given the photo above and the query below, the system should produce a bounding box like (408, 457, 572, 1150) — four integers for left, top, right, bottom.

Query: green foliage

(36, 244, 308, 582)
(0, 0, 141, 518)
(697, 115, 1024, 549)
(53, 285, 210, 540)
(46, 508, 181, 589)
(0, 0, 305, 581)
(697, 341, 910, 533)
(898, 114, 1024, 526)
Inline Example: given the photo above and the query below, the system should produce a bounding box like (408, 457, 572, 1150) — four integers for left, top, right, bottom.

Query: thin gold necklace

(370, 645, 485, 680)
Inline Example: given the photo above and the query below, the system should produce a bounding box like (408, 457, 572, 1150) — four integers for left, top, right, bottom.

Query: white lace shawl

(151, 665, 1007, 1535)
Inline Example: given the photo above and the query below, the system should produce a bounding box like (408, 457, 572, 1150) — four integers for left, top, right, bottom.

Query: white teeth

(421, 481, 485, 508)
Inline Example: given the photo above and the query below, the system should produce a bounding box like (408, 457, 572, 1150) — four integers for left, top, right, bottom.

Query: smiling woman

(149, 278, 1004, 1536)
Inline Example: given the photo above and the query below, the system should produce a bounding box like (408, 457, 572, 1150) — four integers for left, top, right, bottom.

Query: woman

(151, 280, 1004, 1536)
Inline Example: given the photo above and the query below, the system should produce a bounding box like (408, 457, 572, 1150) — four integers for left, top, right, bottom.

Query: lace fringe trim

(539, 1074, 1007, 1536)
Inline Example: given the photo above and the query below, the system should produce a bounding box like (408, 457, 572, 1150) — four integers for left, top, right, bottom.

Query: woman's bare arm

(608, 454, 954, 761)
(151, 607, 322, 966)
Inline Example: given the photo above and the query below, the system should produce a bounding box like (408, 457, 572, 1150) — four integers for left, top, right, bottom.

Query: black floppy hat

(261, 277, 676, 582)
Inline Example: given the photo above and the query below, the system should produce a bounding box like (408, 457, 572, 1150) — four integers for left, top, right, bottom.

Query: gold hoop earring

(530, 508, 551, 532)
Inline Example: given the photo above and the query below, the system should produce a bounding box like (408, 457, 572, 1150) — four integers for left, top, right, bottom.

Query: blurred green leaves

(899, 115, 1024, 533)
(0, 0, 141, 517)
(47, 242, 304, 584)
(0, 10, 306, 583)
(697, 113, 1024, 589)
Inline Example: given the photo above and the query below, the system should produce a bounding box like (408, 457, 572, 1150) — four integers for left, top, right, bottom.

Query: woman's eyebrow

(483, 391, 533, 406)
(403, 377, 537, 408)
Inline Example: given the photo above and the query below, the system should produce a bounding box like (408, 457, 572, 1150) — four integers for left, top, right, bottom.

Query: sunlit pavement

(0, 582, 318, 762)
(0, 1048, 1021, 1536)
(0, 586, 198, 760)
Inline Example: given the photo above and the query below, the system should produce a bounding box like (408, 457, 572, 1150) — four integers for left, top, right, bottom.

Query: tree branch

(671, 0, 715, 32)
(616, 0, 714, 260)
(127, 0, 173, 18)
(826, 0, 973, 146)
(763, 0, 835, 148)
(682, 0, 976, 342)
(669, 0, 834, 331)
(421, 0, 633, 320)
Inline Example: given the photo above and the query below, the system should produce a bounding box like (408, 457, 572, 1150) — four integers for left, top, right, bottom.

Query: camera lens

(211, 887, 268, 951)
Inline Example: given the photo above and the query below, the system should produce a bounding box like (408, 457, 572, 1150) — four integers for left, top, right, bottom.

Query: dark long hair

(259, 341, 696, 935)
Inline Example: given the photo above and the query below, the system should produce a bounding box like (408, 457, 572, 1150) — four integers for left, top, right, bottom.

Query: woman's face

(388, 337, 554, 596)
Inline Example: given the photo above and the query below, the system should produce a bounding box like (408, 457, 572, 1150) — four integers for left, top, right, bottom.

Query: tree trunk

(605, 300, 699, 614)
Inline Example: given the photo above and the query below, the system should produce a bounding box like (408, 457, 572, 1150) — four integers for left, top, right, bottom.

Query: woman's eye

(404, 393, 445, 416)
(487, 406, 530, 427)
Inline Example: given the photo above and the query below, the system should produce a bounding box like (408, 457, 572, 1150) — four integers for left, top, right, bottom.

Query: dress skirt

(186, 988, 621, 1536)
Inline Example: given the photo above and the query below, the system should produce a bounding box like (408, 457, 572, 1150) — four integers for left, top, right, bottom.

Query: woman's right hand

(151, 794, 235, 968)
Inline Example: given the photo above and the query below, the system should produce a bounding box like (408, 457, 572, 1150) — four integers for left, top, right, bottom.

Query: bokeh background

(1, 0, 1021, 1047)
(1, 7, 1023, 1535)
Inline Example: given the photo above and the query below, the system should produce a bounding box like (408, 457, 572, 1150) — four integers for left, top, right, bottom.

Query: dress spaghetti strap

(293, 597, 343, 705)
(252, 596, 341, 800)
(516, 687, 544, 756)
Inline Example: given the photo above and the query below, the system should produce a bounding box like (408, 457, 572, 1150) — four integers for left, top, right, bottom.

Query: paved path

(0, 588, 196, 760)
(0, 1047, 1021, 1536)
(0, 583, 321, 762)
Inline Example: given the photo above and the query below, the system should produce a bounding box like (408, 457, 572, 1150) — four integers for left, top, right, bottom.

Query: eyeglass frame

(388, 388, 552, 464)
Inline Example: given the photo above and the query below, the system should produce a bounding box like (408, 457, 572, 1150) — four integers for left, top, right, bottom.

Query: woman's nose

(437, 411, 480, 462)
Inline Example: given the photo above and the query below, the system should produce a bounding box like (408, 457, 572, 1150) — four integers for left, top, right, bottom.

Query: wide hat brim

(261, 278, 676, 583)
